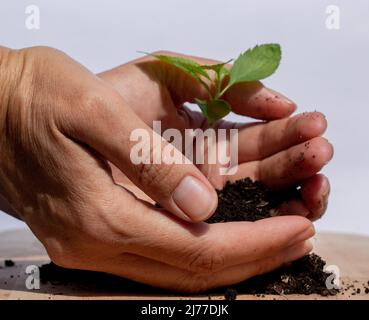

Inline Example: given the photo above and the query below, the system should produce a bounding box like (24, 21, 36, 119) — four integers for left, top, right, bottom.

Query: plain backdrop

(0, 0, 368, 236)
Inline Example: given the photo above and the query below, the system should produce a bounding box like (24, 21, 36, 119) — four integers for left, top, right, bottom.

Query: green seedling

(141, 43, 281, 125)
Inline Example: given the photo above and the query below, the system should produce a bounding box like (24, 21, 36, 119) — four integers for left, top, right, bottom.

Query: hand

(0, 47, 317, 292)
(100, 51, 333, 222)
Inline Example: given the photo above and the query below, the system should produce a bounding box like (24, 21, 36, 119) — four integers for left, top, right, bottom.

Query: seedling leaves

(229, 44, 281, 86)
(195, 98, 231, 125)
(142, 52, 210, 80)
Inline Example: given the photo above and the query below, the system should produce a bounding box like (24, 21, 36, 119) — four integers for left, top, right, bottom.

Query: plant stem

(215, 71, 221, 97)
(217, 83, 232, 99)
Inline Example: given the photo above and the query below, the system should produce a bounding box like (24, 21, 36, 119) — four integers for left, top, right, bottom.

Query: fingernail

(172, 176, 217, 221)
(292, 225, 316, 244)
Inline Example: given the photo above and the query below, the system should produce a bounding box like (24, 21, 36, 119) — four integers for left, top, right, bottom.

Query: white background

(0, 0, 368, 235)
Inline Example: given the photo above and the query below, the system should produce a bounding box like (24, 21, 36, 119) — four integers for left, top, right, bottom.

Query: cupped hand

(100, 51, 333, 222)
(0, 47, 324, 292)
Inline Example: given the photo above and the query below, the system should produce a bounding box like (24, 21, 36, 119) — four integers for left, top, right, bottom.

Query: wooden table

(1, 229, 369, 300)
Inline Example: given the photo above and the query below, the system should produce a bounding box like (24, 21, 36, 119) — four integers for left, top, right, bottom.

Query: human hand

(0, 47, 318, 292)
(100, 51, 333, 222)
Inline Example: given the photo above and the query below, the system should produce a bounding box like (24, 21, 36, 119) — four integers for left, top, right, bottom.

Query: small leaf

(229, 44, 281, 86)
(195, 98, 231, 125)
(202, 60, 231, 80)
(142, 52, 210, 80)
(202, 61, 232, 98)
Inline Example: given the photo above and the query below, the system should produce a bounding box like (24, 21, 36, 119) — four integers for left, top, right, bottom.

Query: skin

(0, 46, 333, 292)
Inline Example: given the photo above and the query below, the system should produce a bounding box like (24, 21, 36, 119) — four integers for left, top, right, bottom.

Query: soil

(228, 253, 337, 297)
(35, 178, 366, 299)
(205, 178, 339, 299)
(39, 262, 164, 294)
(206, 178, 300, 223)
(4, 259, 15, 267)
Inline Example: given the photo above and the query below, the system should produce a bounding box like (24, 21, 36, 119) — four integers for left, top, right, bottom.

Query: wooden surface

(0, 229, 369, 300)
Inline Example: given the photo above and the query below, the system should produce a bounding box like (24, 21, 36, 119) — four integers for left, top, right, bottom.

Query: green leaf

(229, 44, 281, 86)
(202, 60, 231, 76)
(195, 98, 231, 125)
(201, 60, 232, 98)
(142, 52, 210, 80)
(202, 61, 231, 81)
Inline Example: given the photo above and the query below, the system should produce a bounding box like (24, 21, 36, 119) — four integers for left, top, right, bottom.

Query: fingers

(207, 240, 312, 290)
(134, 51, 296, 121)
(275, 199, 310, 218)
(237, 112, 327, 162)
(275, 174, 330, 221)
(102, 239, 312, 292)
(61, 85, 217, 222)
(123, 196, 314, 272)
(301, 174, 330, 221)
(204, 216, 314, 268)
(233, 113, 331, 221)
(257, 136, 334, 189)
(223, 82, 296, 120)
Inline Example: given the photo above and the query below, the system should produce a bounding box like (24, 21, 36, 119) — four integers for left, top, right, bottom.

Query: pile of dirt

(228, 253, 337, 297)
(206, 178, 300, 223)
(206, 178, 338, 299)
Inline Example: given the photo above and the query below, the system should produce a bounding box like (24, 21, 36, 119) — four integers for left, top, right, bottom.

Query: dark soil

(206, 178, 300, 223)
(39, 262, 164, 294)
(205, 178, 339, 299)
(4, 259, 15, 267)
(229, 253, 337, 297)
(37, 178, 347, 298)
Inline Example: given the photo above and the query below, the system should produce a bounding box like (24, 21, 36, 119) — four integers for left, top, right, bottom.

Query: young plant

(142, 43, 281, 125)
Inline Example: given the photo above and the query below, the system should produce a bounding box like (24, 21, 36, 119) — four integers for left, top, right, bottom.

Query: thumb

(62, 85, 218, 222)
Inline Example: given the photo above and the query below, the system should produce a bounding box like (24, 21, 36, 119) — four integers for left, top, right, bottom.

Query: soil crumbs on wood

(4, 259, 15, 267)
(37, 178, 366, 299)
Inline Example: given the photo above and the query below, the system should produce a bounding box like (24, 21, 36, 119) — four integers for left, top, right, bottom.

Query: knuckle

(135, 144, 176, 192)
(187, 245, 225, 274)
